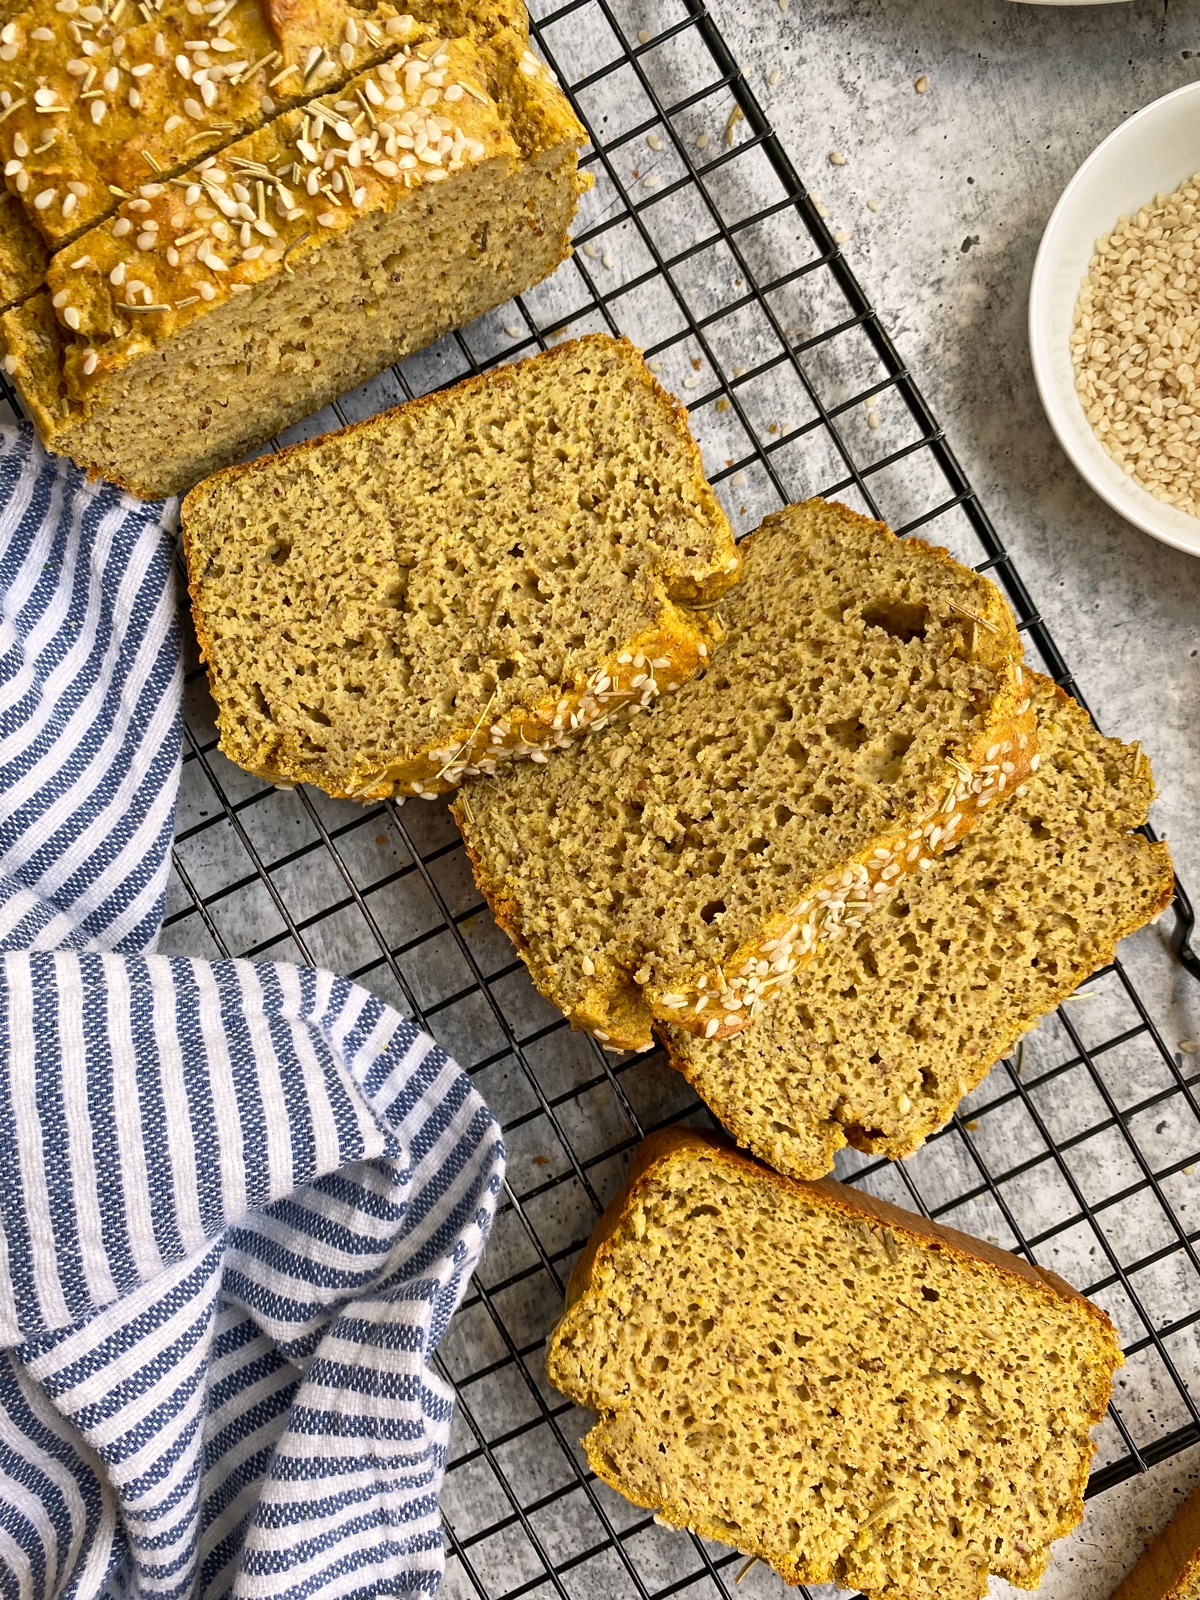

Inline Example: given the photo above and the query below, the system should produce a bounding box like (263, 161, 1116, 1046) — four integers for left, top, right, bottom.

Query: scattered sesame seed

(828, 150, 846, 166)
(914, 74, 929, 93)
(637, 28, 650, 42)
(834, 229, 852, 244)
(731, 469, 747, 487)
(505, 322, 522, 337)
(768, 68, 781, 86)
(867, 409, 879, 428)
(601, 251, 613, 269)
(695, 130, 709, 150)
(866, 197, 879, 212)
(1181, 1040, 1198, 1054)
(642, 172, 659, 189)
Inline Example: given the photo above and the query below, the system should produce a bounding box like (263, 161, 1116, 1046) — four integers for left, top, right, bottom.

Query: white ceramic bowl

(1029, 80, 1200, 559)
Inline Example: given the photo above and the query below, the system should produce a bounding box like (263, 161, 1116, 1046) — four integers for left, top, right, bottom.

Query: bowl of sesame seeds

(1029, 80, 1200, 558)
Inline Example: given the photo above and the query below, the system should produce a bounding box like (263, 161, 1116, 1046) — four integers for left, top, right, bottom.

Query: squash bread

(0, 0, 525, 309)
(1110, 1484, 1200, 1600)
(453, 498, 1037, 1051)
(546, 1127, 1123, 1600)
(2, 25, 589, 496)
(182, 334, 740, 798)
(663, 673, 1174, 1178)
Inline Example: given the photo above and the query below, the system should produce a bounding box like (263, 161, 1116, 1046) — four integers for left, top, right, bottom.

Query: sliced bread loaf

(453, 499, 1036, 1051)
(546, 1127, 1122, 1600)
(182, 334, 739, 799)
(2, 26, 588, 496)
(1110, 1485, 1200, 1600)
(662, 672, 1174, 1178)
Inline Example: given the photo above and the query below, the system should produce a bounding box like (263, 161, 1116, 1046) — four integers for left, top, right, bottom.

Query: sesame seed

(704, 1017, 720, 1038)
(828, 150, 846, 165)
(914, 74, 929, 93)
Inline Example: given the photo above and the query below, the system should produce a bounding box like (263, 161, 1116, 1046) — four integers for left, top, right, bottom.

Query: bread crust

(1110, 1485, 1200, 1600)
(549, 1126, 1123, 1595)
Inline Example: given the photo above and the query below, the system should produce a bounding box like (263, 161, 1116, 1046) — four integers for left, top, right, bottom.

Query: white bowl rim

(1028, 79, 1200, 559)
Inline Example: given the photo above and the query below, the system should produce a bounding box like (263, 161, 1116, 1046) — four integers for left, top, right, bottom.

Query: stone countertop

(699, 1, 1200, 1595)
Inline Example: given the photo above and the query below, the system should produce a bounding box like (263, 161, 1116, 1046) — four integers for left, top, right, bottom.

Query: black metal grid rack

(7, 0, 1200, 1591)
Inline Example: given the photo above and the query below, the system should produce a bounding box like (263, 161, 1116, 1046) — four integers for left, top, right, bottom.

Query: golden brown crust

(0, 0, 530, 254)
(1111, 1485, 1200, 1600)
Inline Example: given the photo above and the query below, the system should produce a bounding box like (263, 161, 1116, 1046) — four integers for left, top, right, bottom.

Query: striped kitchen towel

(0, 427, 505, 1600)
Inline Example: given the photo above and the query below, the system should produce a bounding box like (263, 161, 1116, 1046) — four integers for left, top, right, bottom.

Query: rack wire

(5, 0, 1200, 1591)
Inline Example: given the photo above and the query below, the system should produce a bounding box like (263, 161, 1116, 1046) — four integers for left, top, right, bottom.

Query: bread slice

(453, 499, 1036, 1051)
(1110, 1485, 1200, 1600)
(182, 334, 739, 799)
(1, 27, 588, 496)
(0, 0, 525, 290)
(546, 1127, 1122, 1600)
(662, 672, 1174, 1178)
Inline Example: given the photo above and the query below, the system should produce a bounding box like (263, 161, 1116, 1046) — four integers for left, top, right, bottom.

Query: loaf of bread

(453, 499, 1036, 1051)
(1110, 1485, 1200, 1600)
(663, 672, 1174, 1178)
(0, 0, 524, 310)
(546, 1127, 1122, 1600)
(182, 334, 740, 798)
(1, 22, 588, 496)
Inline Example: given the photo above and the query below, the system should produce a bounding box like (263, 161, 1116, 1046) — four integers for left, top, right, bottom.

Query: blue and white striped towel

(0, 427, 505, 1600)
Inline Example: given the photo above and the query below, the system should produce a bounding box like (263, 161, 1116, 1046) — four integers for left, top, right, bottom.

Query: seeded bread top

(548, 1128, 1121, 1600)
(455, 498, 1033, 1049)
(40, 25, 578, 396)
(0, 0, 525, 250)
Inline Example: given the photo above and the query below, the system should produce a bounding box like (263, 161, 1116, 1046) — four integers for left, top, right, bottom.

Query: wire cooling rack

(5, 0, 1200, 1591)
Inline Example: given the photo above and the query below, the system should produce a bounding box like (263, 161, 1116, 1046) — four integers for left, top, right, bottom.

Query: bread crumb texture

(664, 672, 1174, 1178)
(546, 1129, 1122, 1600)
(183, 334, 739, 798)
(454, 498, 1036, 1050)
(1, 17, 589, 496)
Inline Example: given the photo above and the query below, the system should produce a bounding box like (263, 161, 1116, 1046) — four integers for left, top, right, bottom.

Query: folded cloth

(0, 426, 505, 1600)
